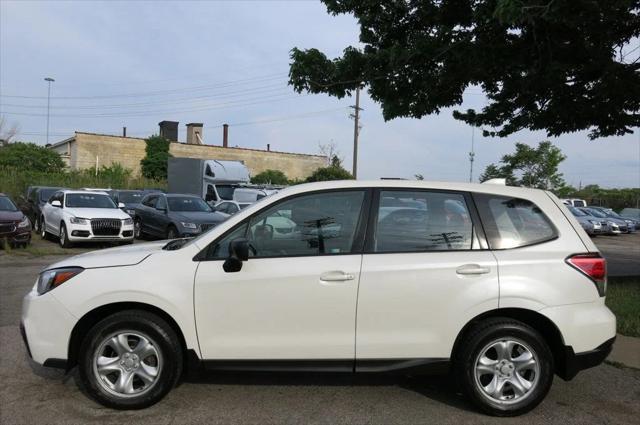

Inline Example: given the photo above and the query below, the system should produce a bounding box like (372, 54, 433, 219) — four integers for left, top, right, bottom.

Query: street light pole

(44, 77, 55, 144)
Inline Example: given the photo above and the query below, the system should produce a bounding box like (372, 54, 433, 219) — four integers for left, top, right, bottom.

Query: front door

(356, 189, 499, 361)
(194, 189, 369, 360)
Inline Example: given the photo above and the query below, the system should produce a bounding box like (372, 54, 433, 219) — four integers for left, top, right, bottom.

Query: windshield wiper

(162, 238, 190, 251)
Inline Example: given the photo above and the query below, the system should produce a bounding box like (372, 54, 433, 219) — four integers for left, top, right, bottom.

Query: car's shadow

(184, 369, 476, 413)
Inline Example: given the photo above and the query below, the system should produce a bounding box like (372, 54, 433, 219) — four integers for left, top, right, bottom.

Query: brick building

(48, 121, 326, 180)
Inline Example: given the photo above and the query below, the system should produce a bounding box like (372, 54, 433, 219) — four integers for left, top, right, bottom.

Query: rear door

(356, 189, 499, 362)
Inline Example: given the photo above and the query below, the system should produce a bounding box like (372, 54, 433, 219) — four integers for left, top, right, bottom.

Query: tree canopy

(0, 142, 65, 173)
(479, 141, 566, 190)
(140, 135, 171, 180)
(289, 0, 639, 139)
(251, 169, 290, 185)
(305, 155, 354, 182)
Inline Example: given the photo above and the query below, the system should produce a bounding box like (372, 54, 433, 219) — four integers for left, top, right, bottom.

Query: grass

(606, 277, 640, 338)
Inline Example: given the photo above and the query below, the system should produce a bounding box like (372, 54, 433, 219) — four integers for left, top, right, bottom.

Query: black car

(110, 189, 156, 218)
(22, 186, 66, 233)
(134, 193, 228, 239)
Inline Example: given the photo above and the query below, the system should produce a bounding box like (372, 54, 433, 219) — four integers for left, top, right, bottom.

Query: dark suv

(0, 193, 32, 247)
(22, 186, 65, 233)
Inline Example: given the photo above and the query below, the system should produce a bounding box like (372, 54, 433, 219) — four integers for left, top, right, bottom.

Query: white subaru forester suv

(21, 181, 615, 416)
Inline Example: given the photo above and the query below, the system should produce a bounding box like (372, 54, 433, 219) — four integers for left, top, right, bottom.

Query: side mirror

(51, 200, 62, 208)
(118, 202, 125, 208)
(223, 238, 250, 273)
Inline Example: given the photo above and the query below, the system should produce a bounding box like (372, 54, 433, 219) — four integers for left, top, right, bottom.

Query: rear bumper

(558, 337, 615, 380)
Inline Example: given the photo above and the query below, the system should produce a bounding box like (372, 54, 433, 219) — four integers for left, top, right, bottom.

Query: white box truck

(168, 158, 252, 203)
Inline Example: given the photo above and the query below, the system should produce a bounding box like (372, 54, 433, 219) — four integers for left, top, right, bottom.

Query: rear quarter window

(474, 194, 557, 249)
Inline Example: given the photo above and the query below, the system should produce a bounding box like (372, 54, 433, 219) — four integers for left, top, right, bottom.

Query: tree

(479, 141, 566, 190)
(289, 1, 640, 139)
(140, 135, 171, 180)
(251, 169, 290, 185)
(0, 117, 18, 146)
(0, 142, 65, 172)
(306, 154, 354, 182)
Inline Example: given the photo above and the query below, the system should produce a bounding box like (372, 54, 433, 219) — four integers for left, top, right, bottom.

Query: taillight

(566, 254, 607, 297)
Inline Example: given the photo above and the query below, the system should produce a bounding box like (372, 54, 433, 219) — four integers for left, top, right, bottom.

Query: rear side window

(373, 190, 475, 252)
(474, 194, 557, 249)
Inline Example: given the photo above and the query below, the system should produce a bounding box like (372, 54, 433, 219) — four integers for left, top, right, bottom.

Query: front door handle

(320, 271, 355, 282)
(456, 264, 490, 275)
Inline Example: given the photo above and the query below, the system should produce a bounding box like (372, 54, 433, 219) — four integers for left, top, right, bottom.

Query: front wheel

(77, 310, 183, 409)
(59, 223, 73, 248)
(40, 217, 50, 240)
(454, 318, 553, 416)
(166, 225, 178, 240)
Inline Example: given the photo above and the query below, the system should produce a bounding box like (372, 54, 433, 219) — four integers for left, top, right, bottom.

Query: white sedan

(40, 190, 134, 247)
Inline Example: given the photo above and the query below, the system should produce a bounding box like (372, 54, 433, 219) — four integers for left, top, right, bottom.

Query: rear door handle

(320, 271, 355, 282)
(456, 264, 490, 275)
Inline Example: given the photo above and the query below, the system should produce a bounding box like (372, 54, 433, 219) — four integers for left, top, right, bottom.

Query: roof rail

(482, 178, 507, 185)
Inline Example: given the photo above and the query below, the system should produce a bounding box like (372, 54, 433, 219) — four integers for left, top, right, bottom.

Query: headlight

(126, 209, 135, 215)
(123, 218, 133, 225)
(181, 222, 197, 229)
(70, 217, 89, 225)
(37, 267, 83, 295)
(589, 220, 600, 225)
(17, 216, 30, 228)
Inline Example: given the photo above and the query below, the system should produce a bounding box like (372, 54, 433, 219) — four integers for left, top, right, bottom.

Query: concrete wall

(68, 132, 325, 180)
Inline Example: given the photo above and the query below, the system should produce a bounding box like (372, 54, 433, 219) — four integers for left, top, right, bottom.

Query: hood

(171, 211, 227, 223)
(65, 207, 130, 220)
(0, 210, 24, 222)
(44, 240, 167, 270)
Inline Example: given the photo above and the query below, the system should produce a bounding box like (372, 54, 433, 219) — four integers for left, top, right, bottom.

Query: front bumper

(21, 285, 76, 365)
(66, 222, 134, 242)
(558, 337, 615, 380)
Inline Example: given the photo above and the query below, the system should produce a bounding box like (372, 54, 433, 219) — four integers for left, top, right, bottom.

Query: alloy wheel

(474, 338, 540, 405)
(92, 331, 163, 398)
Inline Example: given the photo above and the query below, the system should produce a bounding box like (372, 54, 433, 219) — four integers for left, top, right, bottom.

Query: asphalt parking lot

(1, 239, 639, 424)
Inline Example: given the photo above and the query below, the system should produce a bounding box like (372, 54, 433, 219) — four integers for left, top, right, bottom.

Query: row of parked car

(565, 203, 640, 236)
(0, 185, 269, 248)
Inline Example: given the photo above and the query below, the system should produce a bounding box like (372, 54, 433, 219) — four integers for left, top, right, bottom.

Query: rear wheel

(454, 318, 553, 416)
(77, 310, 183, 409)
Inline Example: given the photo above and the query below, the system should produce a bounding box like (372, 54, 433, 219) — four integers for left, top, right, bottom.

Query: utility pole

(469, 126, 476, 183)
(350, 86, 362, 178)
(44, 77, 55, 144)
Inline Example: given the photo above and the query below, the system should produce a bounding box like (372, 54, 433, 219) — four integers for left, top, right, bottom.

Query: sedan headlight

(589, 220, 600, 225)
(123, 218, 133, 225)
(70, 217, 89, 225)
(37, 267, 83, 295)
(17, 216, 30, 228)
(180, 222, 197, 229)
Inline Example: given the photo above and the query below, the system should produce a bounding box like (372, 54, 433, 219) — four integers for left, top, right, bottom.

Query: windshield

(606, 210, 622, 218)
(117, 191, 144, 203)
(168, 197, 211, 212)
(39, 188, 58, 202)
(586, 208, 607, 218)
(569, 206, 587, 217)
(216, 185, 237, 201)
(0, 196, 18, 211)
(65, 193, 117, 209)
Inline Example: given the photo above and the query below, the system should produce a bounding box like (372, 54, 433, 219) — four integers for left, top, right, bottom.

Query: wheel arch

(451, 308, 570, 379)
(67, 301, 188, 370)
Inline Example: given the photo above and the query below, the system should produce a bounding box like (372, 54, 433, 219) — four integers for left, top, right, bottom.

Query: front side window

(373, 190, 474, 252)
(248, 190, 366, 258)
(65, 194, 117, 209)
(142, 195, 158, 208)
(475, 194, 557, 249)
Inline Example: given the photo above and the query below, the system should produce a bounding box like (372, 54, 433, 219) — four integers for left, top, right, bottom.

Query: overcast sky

(1, 0, 638, 188)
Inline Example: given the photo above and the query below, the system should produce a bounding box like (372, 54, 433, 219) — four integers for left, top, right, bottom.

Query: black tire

(166, 225, 178, 240)
(34, 216, 41, 234)
(134, 218, 144, 239)
(453, 318, 554, 417)
(77, 310, 183, 410)
(59, 223, 73, 248)
(40, 217, 50, 240)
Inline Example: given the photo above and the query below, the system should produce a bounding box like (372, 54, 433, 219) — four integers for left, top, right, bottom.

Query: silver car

(580, 207, 627, 234)
(567, 206, 604, 236)
(589, 207, 636, 233)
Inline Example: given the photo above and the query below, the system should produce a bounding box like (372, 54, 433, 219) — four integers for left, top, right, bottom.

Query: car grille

(0, 222, 16, 234)
(91, 218, 122, 236)
(200, 223, 217, 232)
